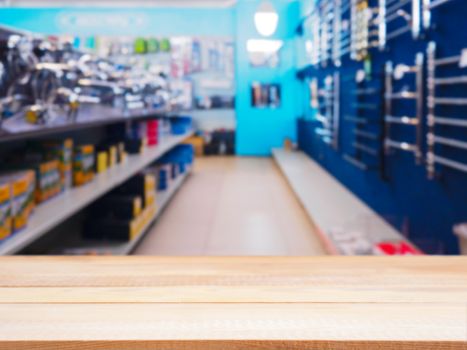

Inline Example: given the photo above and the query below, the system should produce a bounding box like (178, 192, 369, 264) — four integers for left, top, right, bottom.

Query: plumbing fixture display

(422, 0, 457, 30)
(426, 42, 467, 178)
(311, 72, 340, 150)
(349, 0, 380, 61)
(343, 67, 383, 171)
(383, 53, 424, 164)
(300, 0, 425, 67)
(378, 0, 421, 50)
(0, 27, 179, 137)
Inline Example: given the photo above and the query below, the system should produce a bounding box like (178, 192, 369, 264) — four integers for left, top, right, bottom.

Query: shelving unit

(343, 71, 384, 172)
(0, 130, 193, 255)
(0, 106, 184, 144)
(272, 148, 422, 255)
(63, 168, 192, 256)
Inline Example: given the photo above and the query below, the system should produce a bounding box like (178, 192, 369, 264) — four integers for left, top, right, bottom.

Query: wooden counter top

(0, 256, 466, 349)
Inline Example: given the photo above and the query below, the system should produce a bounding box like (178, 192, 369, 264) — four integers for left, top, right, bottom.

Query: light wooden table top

(0, 256, 466, 349)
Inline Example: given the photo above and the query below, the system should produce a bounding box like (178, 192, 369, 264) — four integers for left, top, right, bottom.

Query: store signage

(56, 12, 149, 32)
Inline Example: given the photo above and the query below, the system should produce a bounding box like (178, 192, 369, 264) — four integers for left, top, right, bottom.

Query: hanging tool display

(383, 53, 424, 163)
(426, 41, 467, 178)
(310, 72, 340, 150)
(349, 0, 380, 61)
(343, 65, 383, 171)
(378, 0, 421, 50)
(422, 0, 457, 30)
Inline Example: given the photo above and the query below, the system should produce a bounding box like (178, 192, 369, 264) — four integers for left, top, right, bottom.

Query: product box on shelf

(33, 160, 61, 204)
(170, 116, 192, 135)
(96, 151, 108, 173)
(117, 173, 156, 208)
(73, 145, 95, 187)
(93, 195, 143, 220)
(97, 143, 118, 168)
(0, 181, 12, 240)
(2, 171, 35, 232)
(2, 157, 60, 205)
(146, 120, 159, 146)
(124, 139, 145, 155)
(39, 139, 73, 191)
(84, 201, 156, 242)
(117, 142, 127, 163)
(156, 164, 172, 191)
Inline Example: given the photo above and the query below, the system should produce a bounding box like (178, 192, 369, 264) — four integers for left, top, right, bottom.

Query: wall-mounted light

(246, 39, 283, 53)
(254, 1, 279, 37)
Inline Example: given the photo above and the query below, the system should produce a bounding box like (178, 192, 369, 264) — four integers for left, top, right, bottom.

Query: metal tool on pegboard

(383, 53, 424, 164)
(312, 72, 341, 151)
(426, 41, 467, 178)
(422, 0, 457, 30)
(343, 68, 383, 171)
(377, 0, 421, 50)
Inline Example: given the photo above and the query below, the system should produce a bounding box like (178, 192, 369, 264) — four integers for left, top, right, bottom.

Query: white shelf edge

(0, 131, 193, 255)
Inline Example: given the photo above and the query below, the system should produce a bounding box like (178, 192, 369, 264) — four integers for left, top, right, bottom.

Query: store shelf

(0, 106, 186, 144)
(272, 148, 422, 255)
(0, 131, 193, 255)
(67, 167, 191, 256)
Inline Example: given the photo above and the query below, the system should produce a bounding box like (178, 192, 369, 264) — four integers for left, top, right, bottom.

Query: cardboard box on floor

(183, 136, 204, 157)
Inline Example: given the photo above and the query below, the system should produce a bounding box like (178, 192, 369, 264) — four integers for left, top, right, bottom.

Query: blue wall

(0, 2, 304, 156)
(0, 7, 235, 37)
(297, 0, 467, 254)
(235, 0, 301, 156)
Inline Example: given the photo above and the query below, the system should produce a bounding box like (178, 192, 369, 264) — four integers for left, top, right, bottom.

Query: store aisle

(134, 157, 326, 256)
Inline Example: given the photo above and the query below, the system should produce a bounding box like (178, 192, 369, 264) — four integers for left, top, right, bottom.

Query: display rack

(422, 0, 457, 29)
(311, 72, 340, 150)
(343, 70, 383, 171)
(426, 41, 467, 178)
(60, 167, 192, 256)
(0, 107, 184, 144)
(383, 53, 424, 164)
(378, 0, 422, 49)
(0, 130, 193, 255)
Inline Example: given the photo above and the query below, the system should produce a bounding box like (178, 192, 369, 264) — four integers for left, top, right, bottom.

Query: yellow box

(145, 174, 156, 193)
(97, 152, 108, 173)
(10, 171, 35, 231)
(73, 145, 95, 187)
(133, 197, 142, 217)
(0, 182, 12, 240)
(109, 146, 117, 167)
(184, 136, 204, 157)
(145, 191, 156, 208)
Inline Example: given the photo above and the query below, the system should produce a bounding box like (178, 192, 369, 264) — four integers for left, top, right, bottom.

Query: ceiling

(1, 0, 237, 8)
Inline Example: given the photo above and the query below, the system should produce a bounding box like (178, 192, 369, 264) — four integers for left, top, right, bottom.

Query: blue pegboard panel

(296, 0, 467, 254)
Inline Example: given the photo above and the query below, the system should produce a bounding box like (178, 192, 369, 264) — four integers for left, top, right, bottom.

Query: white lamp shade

(254, 1, 279, 37)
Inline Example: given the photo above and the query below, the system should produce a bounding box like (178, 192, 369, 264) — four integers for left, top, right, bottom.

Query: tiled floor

(134, 157, 326, 256)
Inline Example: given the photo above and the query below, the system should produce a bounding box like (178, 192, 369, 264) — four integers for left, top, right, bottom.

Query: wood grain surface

(0, 256, 466, 349)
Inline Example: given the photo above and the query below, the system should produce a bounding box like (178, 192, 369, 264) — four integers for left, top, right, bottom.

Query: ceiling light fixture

(254, 1, 279, 37)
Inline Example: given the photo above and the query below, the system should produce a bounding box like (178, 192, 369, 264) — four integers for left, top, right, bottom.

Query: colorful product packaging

(40, 139, 73, 191)
(4, 171, 35, 231)
(73, 145, 95, 187)
(34, 160, 61, 203)
(0, 180, 12, 240)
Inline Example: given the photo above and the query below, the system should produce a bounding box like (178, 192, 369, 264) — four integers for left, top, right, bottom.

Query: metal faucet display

(0, 27, 175, 130)
(383, 53, 424, 164)
(311, 72, 340, 150)
(426, 41, 467, 178)
(344, 66, 383, 171)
